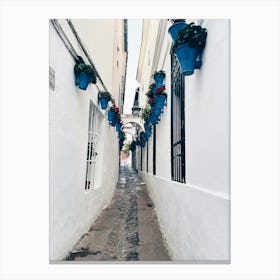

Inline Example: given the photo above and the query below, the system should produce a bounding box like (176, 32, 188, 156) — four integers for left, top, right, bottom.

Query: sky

(123, 19, 143, 114)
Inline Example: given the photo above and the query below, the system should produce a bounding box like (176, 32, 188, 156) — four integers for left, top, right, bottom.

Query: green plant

(145, 90, 154, 98)
(153, 70, 165, 78)
(74, 63, 96, 83)
(172, 22, 207, 52)
(123, 142, 131, 155)
(140, 105, 152, 121)
(98, 91, 111, 100)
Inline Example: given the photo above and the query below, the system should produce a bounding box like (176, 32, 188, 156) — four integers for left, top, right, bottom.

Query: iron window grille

(171, 53, 186, 183)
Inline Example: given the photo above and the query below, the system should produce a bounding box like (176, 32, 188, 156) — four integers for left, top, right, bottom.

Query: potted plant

(140, 106, 152, 122)
(118, 131, 126, 141)
(148, 97, 156, 105)
(171, 22, 207, 76)
(139, 132, 147, 148)
(74, 63, 96, 90)
(153, 70, 165, 89)
(149, 83, 157, 94)
(115, 121, 122, 132)
(168, 19, 187, 41)
(108, 106, 116, 125)
(130, 141, 136, 152)
(144, 123, 152, 138)
(98, 91, 111, 109)
(155, 87, 167, 110)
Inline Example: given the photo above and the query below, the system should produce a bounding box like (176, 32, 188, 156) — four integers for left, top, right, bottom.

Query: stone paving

(65, 163, 171, 262)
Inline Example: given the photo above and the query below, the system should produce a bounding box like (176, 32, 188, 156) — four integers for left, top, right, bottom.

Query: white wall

(49, 21, 120, 261)
(185, 20, 230, 197)
(140, 172, 229, 260)
(137, 19, 230, 260)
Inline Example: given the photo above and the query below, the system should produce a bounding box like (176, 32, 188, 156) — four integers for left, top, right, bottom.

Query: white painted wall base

(140, 171, 230, 261)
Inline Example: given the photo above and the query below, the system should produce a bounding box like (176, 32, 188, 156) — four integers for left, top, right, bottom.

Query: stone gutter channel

(64, 164, 171, 262)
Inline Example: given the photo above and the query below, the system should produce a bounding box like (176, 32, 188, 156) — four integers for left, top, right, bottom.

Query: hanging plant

(153, 70, 165, 89)
(168, 19, 187, 41)
(145, 90, 154, 98)
(171, 22, 207, 76)
(74, 63, 96, 90)
(108, 105, 117, 126)
(148, 97, 156, 105)
(149, 83, 157, 94)
(140, 105, 152, 121)
(98, 91, 111, 109)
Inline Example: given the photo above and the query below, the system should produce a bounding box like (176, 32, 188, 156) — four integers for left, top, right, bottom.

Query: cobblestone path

(65, 163, 171, 261)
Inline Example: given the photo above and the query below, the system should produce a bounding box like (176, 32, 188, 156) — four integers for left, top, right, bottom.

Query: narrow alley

(49, 19, 230, 262)
(65, 163, 170, 261)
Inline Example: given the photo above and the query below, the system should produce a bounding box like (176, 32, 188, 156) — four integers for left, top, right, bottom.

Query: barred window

(171, 54, 186, 183)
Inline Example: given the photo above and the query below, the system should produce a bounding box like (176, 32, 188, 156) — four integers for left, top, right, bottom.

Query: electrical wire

(66, 19, 109, 93)
(50, 19, 79, 61)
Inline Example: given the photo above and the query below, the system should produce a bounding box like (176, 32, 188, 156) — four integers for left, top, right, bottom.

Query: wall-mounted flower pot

(130, 141, 136, 152)
(99, 97, 110, 110)
(139, 141, 146, 148)
(118, 132, 125, 141)
(168, 21, 187, 41)
(78, 71, 94, 90)
(145, 126, 152, 138)
(154, 74, 165, 89)
(155, 94, 166, 109)
(174, 43, 198, 76)
(108, 111, 116, 123)
(151, 84, 157, 94)
(116, 122, 122, 132)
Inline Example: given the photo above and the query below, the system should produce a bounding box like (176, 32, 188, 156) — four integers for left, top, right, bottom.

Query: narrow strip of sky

(123, 19, 142, 114)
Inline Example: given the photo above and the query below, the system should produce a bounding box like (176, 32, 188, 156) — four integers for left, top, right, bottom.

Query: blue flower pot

(174, 43, 198, 76)
(78, 71, 93, 90)
(139, 141, 146, 148)
(154, 74, 165, 89)
(99, 97, 110, 110)
(155, 95, 166, 108)
(151, 84, 157, 94)
(116, 122, 122, 132)
(130, 141, 136, 151)
(145, 127, 152, 138)
(153, 108, 161, 117)
(108, 111, 115, 122)
(168, 21, 187, 41)
(110, 118, 116, 127)
(118, 132, 125, 141)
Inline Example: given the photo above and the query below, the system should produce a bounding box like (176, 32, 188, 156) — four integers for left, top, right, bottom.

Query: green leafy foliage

(172, 22, 207, 52)
(140, 105, 152, 121)
(153, 70, 165, 78)
(74, 63, 96, 83)
(98, 91, 111, 100)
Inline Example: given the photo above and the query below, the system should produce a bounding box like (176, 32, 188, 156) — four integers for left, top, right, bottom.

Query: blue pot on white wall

(115, 122, 122, 132)
(153, 74, 165, 89)
(168, 21, 187, 41)
(174, 43, 198, 76)
(99, 97, 110, 110)
(78, 71, 93, 90)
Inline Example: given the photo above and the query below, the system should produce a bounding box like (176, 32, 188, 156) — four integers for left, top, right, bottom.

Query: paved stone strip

(103, 165, 139, 260)
(65, 164, 170, 261)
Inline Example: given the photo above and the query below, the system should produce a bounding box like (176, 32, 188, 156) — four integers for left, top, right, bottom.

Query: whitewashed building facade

(135, 19, 230, 261)
(49, 19, 127, 261)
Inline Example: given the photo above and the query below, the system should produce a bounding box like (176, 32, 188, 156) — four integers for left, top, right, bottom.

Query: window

(171, 54, 186, 183)
(153, 125, 156, 175)
(85, 101, 100, 190)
